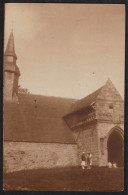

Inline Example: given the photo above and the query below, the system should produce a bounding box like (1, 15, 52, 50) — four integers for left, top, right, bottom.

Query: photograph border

(0, 0, 127, 194)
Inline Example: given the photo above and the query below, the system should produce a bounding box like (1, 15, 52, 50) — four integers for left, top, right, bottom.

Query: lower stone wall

(4, 141, 78, 173)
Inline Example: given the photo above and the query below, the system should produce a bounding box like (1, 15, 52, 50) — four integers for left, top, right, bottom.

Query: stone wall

(13, 74, 19, 96)
(4, 142, 78, 173)
(95, 79, 124, 166)
(96, 79, 124, 124)
(4, 72, 14, 101)
(96, 99, 124, 124)
(73, 125, 99, 166)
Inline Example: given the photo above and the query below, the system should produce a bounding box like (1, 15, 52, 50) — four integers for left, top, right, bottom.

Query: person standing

(87, 152, 92, 169)
(81, 152, 86, 170)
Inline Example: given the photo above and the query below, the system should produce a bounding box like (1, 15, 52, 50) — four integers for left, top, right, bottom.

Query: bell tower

(4, 31, 20, 102)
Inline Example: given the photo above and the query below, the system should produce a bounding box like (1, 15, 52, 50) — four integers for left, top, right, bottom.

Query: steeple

(4, 30, 17, 59)
(4, 30, 20, 102)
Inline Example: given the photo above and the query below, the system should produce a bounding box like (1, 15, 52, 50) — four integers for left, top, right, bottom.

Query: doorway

(107, 130, 123, 167)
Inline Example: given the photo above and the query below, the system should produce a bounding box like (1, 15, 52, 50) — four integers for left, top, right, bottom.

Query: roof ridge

(19, 93, 77, 101)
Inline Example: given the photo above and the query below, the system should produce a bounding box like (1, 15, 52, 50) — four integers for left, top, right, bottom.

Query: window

(109, 103, 113, 109)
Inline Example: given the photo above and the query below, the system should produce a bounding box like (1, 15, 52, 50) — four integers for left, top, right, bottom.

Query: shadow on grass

(3, 166, 124, 191)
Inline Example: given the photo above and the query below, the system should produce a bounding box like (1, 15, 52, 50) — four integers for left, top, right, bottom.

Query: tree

(18, 85, 30, 94)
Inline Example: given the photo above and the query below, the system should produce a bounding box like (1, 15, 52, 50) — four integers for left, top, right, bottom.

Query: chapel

(4, 31, 124, 173)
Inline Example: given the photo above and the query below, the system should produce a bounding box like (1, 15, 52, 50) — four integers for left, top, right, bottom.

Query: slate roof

(4, 94, 76, 144)
(69, 87, 103, 114)
(4, 79, 120, 143)
(4, 31, 17, 59)
(4, 31, 20, 76)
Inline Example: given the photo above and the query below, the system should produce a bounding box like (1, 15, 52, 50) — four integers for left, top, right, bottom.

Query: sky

(4, 3, 125, 99)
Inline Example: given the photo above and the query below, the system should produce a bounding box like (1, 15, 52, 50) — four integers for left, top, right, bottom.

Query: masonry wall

(13, 74, 19, 96)
(95, 80, 124, 166)
(4, 142, 78, 173)
(96, 79, 124, 124)
(4, 72, 14, 101)
(72, 124, 99, 166)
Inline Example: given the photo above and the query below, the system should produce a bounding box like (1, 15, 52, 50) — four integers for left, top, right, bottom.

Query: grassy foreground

(3, 166, 123, 191)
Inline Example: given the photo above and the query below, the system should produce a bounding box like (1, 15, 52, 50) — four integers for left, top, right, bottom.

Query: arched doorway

(107, 130, 123, 167)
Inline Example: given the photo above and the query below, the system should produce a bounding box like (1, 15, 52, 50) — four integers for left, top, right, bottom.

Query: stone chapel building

(4, 31, 124, 173)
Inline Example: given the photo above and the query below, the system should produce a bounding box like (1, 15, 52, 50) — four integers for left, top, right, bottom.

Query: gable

(64, 79, 124, 129)
(96, 79, 123, 102)
(96, 79, 124, 123)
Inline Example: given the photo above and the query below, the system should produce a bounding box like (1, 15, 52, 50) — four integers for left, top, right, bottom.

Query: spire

(4, 31, 17, 59)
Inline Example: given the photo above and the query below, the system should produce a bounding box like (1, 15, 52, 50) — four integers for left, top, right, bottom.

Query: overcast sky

(4, 3, 125, 99)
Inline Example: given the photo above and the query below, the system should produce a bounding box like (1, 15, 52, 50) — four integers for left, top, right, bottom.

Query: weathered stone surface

(4, 72, 14, 101)
(95, 79, 124, 166)
(70, 79, 124, 167)
(4, 142, 78, 173)
(74, 125, 99, 166)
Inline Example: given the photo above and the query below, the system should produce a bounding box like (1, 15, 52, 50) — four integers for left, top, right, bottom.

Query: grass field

(3, 166, 123, 191)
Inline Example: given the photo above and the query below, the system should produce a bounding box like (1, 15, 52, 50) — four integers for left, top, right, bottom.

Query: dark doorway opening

(107, 130, 123, 167)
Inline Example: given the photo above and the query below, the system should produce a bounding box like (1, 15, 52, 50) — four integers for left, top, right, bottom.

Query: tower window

(7, 72, 12, 80)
